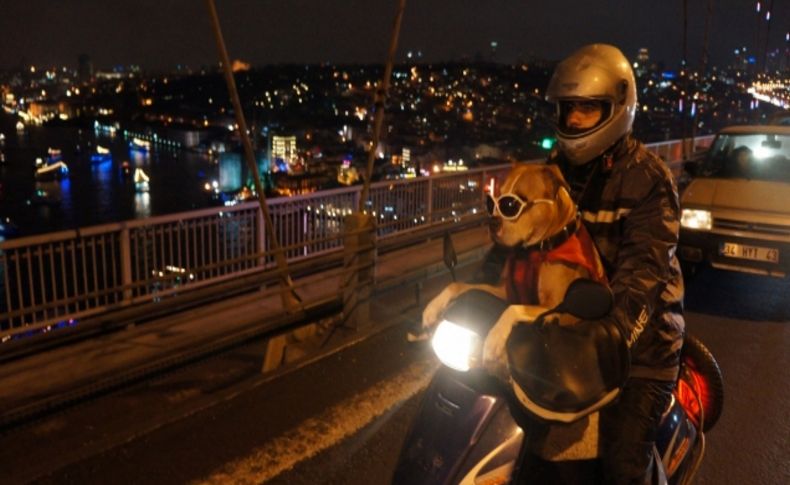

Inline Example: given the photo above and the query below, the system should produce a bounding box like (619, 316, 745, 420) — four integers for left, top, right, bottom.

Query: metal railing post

(482, 168, 490, 206)
(353, 187, 362, 215)
(120, 225, 133, 305)
(257, 206, 267, 270)
(426, 176, 434, 223)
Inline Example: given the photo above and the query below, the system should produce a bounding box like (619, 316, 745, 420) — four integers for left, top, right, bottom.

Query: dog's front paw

(483, 304, 548, 375)
(421, 282, 464, 331)
(482, 306, 520, 371)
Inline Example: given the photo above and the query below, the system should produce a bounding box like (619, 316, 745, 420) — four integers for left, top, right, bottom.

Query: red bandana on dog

(505, 224, 607, 305)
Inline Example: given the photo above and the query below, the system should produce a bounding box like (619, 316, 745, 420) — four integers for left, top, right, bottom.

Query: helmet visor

(556, 99, 613, 138)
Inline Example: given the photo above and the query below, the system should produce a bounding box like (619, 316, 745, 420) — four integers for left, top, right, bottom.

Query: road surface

(1, 266, 788, 485)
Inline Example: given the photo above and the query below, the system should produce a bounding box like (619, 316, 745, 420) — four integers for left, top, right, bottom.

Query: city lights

(0, 33, 785, 242)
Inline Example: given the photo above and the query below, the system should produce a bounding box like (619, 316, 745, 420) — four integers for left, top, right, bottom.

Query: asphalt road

(1, 266, 788, 485)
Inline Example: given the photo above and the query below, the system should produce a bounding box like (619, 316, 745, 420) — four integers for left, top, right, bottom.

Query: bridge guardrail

(0, 164, 512, 341)
(0, 135, 713, 344)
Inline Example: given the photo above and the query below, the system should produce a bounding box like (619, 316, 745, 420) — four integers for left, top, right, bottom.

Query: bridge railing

(0, 164, 514, 339)
(646, 135, 714, 173)
(0, 135, 714, 342)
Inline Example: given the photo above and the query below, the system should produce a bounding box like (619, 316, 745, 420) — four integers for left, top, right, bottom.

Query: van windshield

(698, 133, 790, 182)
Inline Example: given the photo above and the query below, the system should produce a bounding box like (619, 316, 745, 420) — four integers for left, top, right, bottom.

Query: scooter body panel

(396, 289, 716, 484)
(656, 396, 700, 483)
(393, 367, 521, 484)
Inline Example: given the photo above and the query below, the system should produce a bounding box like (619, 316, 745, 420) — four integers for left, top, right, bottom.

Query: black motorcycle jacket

(548, 135, 685, 382)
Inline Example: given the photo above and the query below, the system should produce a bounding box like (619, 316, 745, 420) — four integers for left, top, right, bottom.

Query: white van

(679, 125, 790, 277)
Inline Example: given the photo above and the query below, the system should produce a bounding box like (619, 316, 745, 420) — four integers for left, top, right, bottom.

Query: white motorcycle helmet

(546, 44, 637, 165)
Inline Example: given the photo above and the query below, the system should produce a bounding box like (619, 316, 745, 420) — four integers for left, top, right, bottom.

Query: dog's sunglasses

(485, 193, 554, 220)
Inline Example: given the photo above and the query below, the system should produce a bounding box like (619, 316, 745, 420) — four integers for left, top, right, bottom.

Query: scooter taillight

(675, 358, 712, 429)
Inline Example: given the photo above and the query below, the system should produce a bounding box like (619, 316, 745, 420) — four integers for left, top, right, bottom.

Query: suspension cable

(204, 0, 300, 309)
(358, 0, 407, 213)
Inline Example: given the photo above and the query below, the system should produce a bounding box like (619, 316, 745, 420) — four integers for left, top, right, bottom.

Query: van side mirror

(683, 160, 699, 177)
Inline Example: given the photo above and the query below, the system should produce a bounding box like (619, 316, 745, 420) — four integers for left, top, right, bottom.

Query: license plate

(720, 242, 779, 263)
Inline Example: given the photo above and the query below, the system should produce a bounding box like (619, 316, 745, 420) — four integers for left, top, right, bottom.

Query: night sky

(1, 0, 787, 70)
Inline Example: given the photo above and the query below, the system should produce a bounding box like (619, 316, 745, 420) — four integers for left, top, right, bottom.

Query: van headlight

(431, 320, 482, 372)
(681, 209, 712, 230)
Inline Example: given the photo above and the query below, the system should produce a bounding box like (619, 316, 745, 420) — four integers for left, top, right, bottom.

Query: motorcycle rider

(421, 43, 684, 484)
(526, 43, 685, 484)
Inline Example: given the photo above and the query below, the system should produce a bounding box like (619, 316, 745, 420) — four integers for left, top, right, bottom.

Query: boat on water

(0, 216, 20, 239)
(134, 168, 150, 192)
(35, 160, 69, 180)
(203, 180, 258, 206)
(91, 145, 113, 163)
(224, 186, 256, 206)
(129, 138, 151, 151)
(47, 147, 63, 162)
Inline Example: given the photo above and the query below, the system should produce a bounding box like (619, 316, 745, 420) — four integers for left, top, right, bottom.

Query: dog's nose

(488, 217, 502, 234)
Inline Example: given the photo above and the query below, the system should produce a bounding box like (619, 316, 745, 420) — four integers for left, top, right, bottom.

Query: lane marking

(194, 359, 439, 485)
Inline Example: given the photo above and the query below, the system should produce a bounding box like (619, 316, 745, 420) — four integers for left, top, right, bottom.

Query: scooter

(394, 243, 723, 485)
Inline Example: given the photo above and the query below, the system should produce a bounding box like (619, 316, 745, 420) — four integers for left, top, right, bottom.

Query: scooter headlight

(431, 319, 481, 372)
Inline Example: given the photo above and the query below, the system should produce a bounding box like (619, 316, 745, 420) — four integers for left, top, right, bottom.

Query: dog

(422, 162, 605, 335)
(421, 162, 607, 460)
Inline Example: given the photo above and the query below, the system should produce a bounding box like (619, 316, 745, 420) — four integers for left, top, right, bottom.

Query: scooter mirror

(443, 231, 458, 282)
(556, 278, 613, 320)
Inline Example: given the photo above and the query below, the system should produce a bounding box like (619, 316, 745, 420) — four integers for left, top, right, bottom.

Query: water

(0, 113, 220, 237)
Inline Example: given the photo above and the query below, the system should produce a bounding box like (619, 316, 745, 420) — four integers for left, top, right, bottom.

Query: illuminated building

(637, 48, 649, 64)
(634, 48, 650, 77)
(218, 152, 243, 191)
(270, 135, 298, 172)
